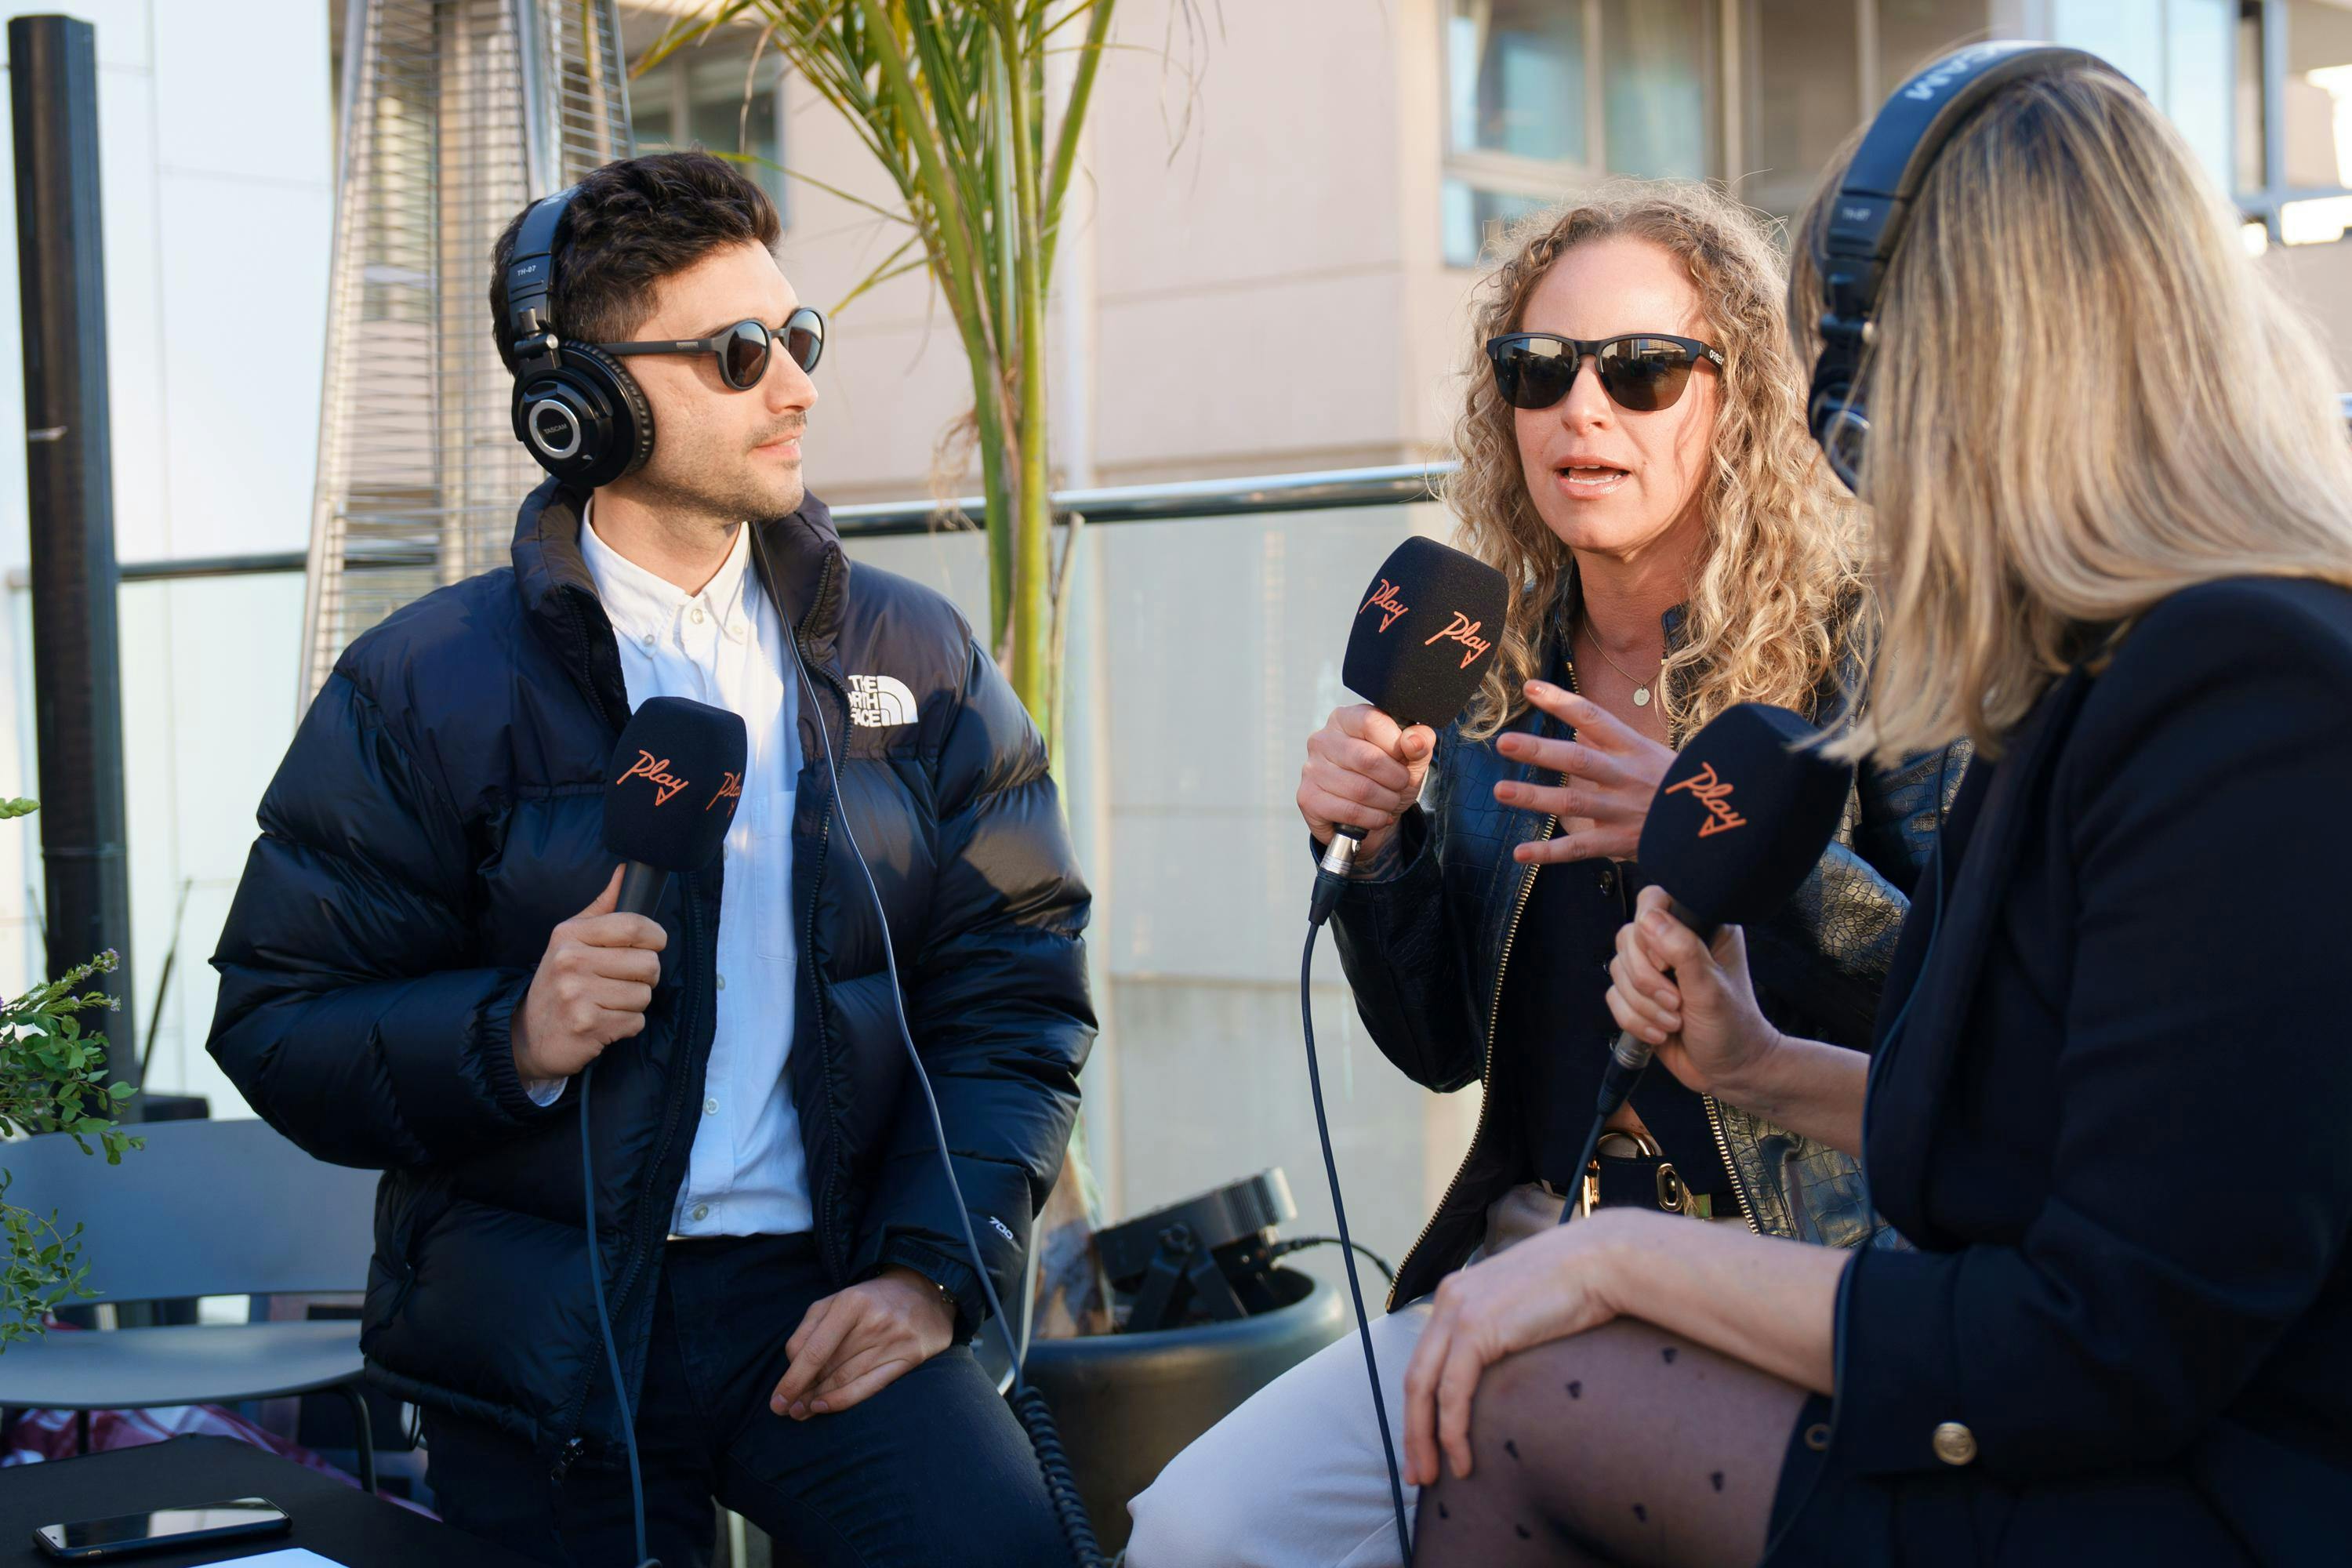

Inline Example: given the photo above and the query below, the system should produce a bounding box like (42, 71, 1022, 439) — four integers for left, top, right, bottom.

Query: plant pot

(1021, 1265, 1352, 1556)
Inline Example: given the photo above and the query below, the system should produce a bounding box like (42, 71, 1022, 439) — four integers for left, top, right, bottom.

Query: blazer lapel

(1863, 668, 2094, 1219)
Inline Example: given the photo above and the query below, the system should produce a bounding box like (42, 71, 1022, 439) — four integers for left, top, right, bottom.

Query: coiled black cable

(1009, 1384, 1105, 1564)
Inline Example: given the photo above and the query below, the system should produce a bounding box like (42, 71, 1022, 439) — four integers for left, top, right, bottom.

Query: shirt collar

(579, 495, 753, 647)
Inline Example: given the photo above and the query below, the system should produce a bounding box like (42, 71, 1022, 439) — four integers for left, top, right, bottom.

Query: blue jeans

(421, 1231, 1065, 1568)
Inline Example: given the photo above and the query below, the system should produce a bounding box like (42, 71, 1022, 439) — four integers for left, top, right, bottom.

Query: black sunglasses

(1485, 332, 1724, 413)
(597, 305, 826, 390)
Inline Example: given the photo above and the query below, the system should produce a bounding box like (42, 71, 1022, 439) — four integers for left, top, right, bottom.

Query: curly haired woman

(1123, 180, 1964, 1568)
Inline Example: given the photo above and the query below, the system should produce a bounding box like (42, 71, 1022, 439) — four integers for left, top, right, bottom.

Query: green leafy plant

(0, 797, 142, 1348)
(642, 0, 1119, 755)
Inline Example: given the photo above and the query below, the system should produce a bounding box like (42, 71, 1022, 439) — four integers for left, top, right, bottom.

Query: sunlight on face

(605, 240, 818, 524)
(1512, 235, 1719, 566)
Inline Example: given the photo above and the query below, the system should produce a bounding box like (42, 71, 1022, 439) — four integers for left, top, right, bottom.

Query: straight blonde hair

(1791, 64, 2352, 763)
(1449, 182, 1864, 742)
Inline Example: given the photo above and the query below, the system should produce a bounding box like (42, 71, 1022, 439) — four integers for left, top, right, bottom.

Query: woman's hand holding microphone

(1297, 703, 1436, 861)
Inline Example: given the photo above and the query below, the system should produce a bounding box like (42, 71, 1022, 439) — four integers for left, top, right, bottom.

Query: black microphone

(1309, 537, 1510, 923)
(586, 695, 747, 1568)
(1559, 701, 1851, 1224)
(602, 695, 748, 916)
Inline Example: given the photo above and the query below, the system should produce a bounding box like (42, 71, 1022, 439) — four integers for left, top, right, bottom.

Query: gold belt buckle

(1573, 1127, 1693, 1218)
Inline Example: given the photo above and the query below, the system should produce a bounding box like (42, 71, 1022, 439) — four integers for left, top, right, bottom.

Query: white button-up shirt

(526, 500, 812, 1239)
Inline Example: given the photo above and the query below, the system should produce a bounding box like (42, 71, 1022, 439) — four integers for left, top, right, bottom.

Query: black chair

(0, 1117, 383, 1491)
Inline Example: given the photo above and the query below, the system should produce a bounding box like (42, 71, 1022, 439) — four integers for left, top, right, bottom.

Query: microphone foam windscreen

(1341, 537, 1512, 730)
(1636, 702, 1853, 927)
(602, 695, 749, 874)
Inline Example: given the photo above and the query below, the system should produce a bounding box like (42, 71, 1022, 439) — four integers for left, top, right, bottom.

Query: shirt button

(1931, 1421, 1977, 1466)
(690, 608, 706, 624)
(691, 1203, 710, 1222)
(641, 633, 655, 649)
(704, 1097, 719, 1116)
(716, 972, 727, 990)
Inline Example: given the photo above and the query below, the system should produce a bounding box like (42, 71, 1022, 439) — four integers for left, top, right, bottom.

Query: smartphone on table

(33, 1496, 291, 1560)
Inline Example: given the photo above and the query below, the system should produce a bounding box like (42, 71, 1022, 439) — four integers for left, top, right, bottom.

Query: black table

(0, 1437, 541, 1568)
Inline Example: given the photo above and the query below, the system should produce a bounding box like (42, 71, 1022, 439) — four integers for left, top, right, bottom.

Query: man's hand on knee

(770, 1266, 955, 1419)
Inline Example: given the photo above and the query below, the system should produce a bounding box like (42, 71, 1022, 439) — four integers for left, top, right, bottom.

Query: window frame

(1439, 0, 1730, 268)
(628, 40, 792, 229)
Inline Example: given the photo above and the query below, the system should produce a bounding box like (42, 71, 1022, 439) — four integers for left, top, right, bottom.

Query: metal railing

(28, 395, 2352, 587)
(23, 462, 1458, 588)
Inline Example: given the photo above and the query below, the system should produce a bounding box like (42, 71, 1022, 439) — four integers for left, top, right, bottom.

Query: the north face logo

(847, 673, 917, 728)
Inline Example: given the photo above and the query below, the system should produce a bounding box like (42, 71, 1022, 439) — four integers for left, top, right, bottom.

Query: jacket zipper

(1700, 1093, 1762, 1233)
(1386, 663, 1574, 1309)
(793, 552, 852, 1283)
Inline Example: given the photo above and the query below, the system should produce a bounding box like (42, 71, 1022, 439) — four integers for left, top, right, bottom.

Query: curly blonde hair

(1447, 181, 1864, 741)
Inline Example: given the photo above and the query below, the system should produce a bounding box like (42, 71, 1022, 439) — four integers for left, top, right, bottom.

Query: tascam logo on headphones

(1902, 42, 2006, 100)
(1664, 762, 1748, 837)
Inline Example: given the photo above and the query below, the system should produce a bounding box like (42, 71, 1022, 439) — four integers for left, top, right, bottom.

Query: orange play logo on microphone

(1359, 578, 1410, 633)
(1422, 611, 1494, 670)
(706, 771, 742, 813)
(1664, 762, 1748, 837)
(616, 750, 691, 808)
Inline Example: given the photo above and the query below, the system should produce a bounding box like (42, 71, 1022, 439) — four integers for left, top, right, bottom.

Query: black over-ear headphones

(1807, 40, 2128, 490)
(505, 185, 658, 488)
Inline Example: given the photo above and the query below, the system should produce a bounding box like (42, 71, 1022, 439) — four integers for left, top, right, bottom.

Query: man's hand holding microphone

(510, 864, 666, 1086)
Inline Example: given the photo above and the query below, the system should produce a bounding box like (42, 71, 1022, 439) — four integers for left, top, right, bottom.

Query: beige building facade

(628, 0, 2352, 503)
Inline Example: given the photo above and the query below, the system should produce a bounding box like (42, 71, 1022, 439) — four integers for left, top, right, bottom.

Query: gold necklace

(1577, 617, 1664, 707)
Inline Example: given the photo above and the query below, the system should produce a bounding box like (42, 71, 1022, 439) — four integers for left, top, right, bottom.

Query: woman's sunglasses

(1485, 332, 1724, 413)
(597, 305, 826, 390)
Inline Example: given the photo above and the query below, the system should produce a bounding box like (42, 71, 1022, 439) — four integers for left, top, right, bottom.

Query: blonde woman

(1123, 183, 1961, 1568)
(1400, 52, 2352, 1568)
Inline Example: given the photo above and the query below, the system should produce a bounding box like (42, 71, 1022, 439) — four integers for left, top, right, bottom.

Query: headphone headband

(1808, 42, 2132, 488)
(506, 185, 578, 370)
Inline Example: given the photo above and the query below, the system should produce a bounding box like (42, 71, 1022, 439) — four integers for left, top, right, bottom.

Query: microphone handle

(616, 861, 670, 920)
(1557, 897, 1715, 1225)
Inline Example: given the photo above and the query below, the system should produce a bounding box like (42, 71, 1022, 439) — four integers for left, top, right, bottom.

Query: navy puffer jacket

(206, 478, 1094, 1481)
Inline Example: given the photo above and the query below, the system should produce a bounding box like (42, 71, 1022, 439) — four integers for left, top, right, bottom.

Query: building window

(1739, 0, 1988, 218)
(1443, 0, 1720, 267)
(630, 43, 787, 220)
(2048, 0, 2240, 197)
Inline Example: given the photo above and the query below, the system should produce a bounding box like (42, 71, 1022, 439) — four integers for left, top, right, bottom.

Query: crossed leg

(1408, 1317, 1808, 1567)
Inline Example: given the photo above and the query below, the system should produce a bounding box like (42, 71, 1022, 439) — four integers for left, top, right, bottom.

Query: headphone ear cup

(561, 342, 655, 485)
(511, 344, 655, 488)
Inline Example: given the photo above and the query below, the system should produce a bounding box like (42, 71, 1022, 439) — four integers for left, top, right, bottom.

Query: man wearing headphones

(206, 151, 1091, 1567)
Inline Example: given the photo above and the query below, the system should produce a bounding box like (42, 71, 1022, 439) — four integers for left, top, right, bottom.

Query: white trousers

(1124, 1183, 1566, 1568)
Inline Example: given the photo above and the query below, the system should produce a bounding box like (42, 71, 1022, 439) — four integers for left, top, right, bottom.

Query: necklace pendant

(1632, 685, 1651, 707)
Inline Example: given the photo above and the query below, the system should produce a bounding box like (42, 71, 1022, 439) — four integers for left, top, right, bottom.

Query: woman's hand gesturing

(1492, 681, 1674, 863)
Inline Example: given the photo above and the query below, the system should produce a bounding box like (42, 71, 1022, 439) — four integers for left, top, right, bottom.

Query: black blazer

(1837, 577, 2351, 1564)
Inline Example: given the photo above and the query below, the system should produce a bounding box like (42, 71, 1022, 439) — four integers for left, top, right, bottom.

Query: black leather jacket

(1330, 604, 1965, 1308)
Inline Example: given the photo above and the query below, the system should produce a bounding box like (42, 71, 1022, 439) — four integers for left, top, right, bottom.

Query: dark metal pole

(10, 14, 138, 1100)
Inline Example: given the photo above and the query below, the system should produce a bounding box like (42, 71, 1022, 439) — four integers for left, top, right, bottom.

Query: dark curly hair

(488, 150, 781, 375)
